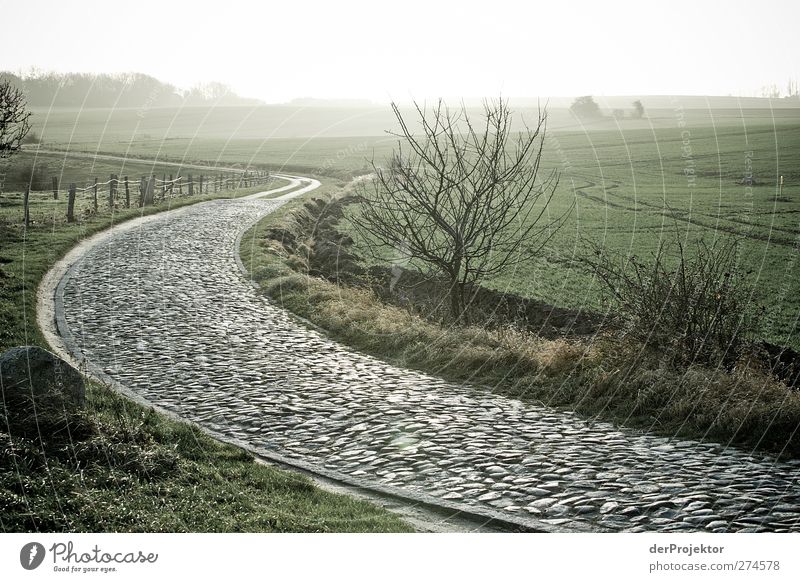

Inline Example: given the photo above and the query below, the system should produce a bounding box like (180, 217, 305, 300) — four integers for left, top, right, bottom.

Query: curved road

(41, 177, 800, 532)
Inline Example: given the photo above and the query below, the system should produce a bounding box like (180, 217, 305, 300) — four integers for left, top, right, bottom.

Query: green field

(13, 101, 800, 349)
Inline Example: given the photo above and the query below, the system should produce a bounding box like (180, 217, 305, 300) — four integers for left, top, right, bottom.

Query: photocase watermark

(545, 133, 573, 174)
(389, 239, 411, 292)
(315, 140, 369, 175)
(20, 542, 46, 570)
(17, 540, 159, 574)
(673, 102, 696, 193)
(137, 85, 162, 120)
(738, 149, 755, 233)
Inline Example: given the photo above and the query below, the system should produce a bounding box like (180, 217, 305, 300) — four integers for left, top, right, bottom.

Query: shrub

(580, 235, 760, 368)
(21, 130, 40, 144)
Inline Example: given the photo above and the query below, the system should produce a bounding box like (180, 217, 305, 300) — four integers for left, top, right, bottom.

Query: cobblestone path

(59, 191, 800, 532)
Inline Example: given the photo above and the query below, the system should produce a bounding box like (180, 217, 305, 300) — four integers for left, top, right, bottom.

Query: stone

(1, 346, 85, 437)
(600, 502, 620, 514)
(544, 504, 570, 516)
(51, 194, 800, 535)
(477, 491, 502, 502)
(1, 346, 85, 407)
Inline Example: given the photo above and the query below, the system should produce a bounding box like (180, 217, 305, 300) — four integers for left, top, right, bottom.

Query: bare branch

(0, 79, 33, 159)
(352, 98, 566, 321)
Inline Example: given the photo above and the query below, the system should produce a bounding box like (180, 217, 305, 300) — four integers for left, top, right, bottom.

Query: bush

(581, 235, 760, 368)
(21, 130, 40, 144)
(570, 96, 602, 119)
(0, 158, 49, 190)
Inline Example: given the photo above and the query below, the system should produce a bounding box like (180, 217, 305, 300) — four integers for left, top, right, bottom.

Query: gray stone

(600, 501, 620, 514)
(1, 346, 85, 436)
(52, 194, 800, 534)
(1, 346, 85, 407)
(477, 491, 502, 502)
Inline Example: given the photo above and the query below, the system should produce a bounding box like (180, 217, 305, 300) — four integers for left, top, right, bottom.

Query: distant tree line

(758, 79, 799, 99)
(570, 96, 645, 120)
(0, 71, 262, 108)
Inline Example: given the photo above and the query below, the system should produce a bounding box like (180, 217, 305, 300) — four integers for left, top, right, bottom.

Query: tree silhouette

(569, 96, 602, 119)
(353, 98, 565, 322)
(0, 79, 32, 159)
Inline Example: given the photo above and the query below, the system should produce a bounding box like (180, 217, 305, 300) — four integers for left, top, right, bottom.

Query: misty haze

(2, 0, 800, 554)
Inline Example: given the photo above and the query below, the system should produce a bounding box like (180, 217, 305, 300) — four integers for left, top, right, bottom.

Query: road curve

(39, 177, 800, 533)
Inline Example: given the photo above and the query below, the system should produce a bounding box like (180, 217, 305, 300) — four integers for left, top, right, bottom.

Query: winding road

(40, 176, 800, 532)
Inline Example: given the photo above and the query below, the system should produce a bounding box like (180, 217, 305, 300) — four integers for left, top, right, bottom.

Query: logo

(20, 542, 46, 570)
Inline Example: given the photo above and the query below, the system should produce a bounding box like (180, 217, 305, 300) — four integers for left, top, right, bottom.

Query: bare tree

(0, 79, 32, 158)
(632, 99, 645, 119)
(353, 98, 564, 322)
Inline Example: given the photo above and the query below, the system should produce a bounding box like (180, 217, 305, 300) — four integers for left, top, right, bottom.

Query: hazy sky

(4, 0, 798, 102)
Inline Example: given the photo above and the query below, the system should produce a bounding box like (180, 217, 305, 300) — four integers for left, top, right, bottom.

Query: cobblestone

(59, 196, 800, 532)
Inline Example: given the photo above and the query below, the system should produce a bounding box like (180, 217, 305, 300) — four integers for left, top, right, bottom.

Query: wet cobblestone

(61, 197, 800, 531)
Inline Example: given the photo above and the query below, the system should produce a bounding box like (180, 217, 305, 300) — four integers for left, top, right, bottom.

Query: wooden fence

(21, 170, 271, 226)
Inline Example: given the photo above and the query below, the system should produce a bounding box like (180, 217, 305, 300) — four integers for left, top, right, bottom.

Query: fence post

(124, 176, 130, 208)
(188, 174, 194, 196)
(52, 176, 59, 200)
(168, 174, 173, 199)
(178, 175, 183, 196)
(144, 175, 155, 206)
(139, 176, 145, 207)
(108, 174, 116, 210)
(199, 175, 204, 195)
(67, 184, 76, 222)
(23, 187, 30, 227)
(92, 178, 98, 213)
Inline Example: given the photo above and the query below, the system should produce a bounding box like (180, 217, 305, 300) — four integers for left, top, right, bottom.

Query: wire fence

(17, 170, 271, 226)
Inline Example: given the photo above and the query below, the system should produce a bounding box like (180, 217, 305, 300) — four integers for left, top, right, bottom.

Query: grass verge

(1, 380, 412, 532)
(239, 187, 800, 458)
(0, 178, 413, 532)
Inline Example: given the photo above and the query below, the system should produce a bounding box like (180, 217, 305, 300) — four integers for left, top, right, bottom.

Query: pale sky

(3, 0, 798, 102)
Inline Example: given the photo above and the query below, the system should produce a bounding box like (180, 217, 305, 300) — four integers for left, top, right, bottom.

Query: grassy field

(17, 103, 800, 348)
(336, 111, 800, 350)
(2, 149, 260, 193)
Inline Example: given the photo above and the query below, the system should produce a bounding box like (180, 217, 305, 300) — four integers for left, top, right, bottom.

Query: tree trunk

(449, 278, 467, 323)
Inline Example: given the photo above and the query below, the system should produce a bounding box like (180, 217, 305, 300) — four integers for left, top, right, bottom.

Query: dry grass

(240, 193, 800, 458)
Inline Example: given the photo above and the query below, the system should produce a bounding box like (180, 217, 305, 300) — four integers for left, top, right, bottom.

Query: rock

(684, 501, 709, 512)
(600, 501, 620, 514)
(477, 491, 502, 502)
(1, 346, 85, 406)
(545, 504, 570, 516)
(0, 346, 85, 437)
(441, 492, 464, 500)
